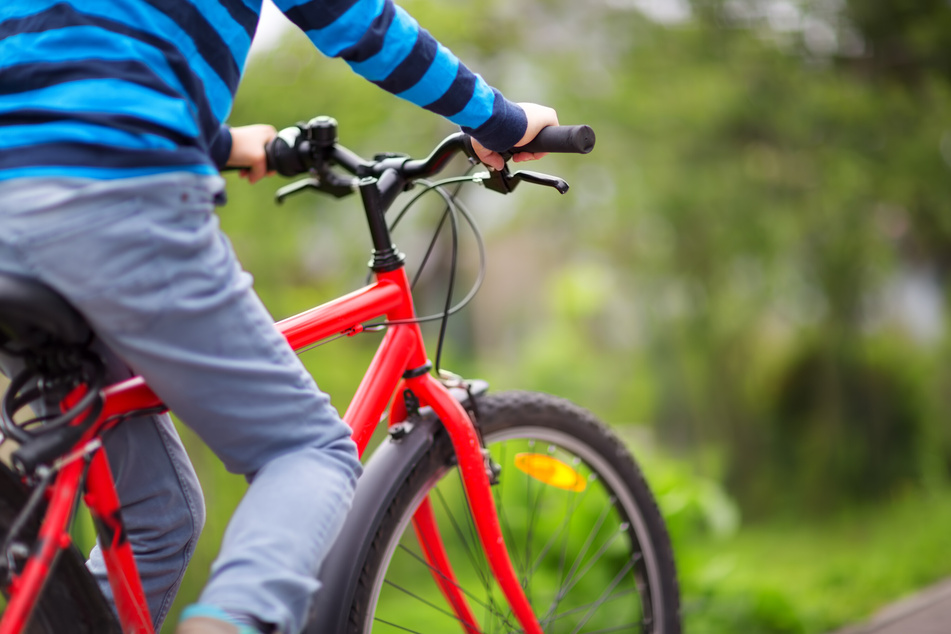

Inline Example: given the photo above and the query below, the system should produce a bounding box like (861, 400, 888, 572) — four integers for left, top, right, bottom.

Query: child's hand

(226, 124, 278, 183)
(471, 103, 560, 171)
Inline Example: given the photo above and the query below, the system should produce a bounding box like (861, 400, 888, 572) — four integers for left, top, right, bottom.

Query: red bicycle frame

(0, 122, 597, 634)
(1, 266, 542, 634)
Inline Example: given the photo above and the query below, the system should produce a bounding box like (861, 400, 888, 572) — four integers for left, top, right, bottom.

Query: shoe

(175, 605, 263, 634)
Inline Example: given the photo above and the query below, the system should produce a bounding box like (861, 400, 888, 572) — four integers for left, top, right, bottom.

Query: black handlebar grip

(265, 127, 309, 177)
(264, 137, 277, 173)
(514, 125, 596, 155)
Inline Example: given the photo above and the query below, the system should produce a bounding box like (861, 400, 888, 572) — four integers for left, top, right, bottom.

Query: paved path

(831, 578, 951, 634)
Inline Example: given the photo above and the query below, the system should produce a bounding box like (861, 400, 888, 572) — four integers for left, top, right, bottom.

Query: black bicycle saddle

(0, 272, 91, 352)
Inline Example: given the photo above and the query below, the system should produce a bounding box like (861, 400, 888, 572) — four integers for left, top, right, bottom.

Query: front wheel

(351, 390, 681, 633)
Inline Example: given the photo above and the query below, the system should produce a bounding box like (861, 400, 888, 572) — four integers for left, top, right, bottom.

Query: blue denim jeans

(0, 174, 362, 633)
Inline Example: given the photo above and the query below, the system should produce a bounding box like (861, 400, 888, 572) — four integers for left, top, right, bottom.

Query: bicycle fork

(404, 374, 543, 634)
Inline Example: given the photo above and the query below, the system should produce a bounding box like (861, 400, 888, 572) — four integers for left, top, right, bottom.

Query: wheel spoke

(432, 485, 491, 589)
(548, 497, 617, 615)
(372, 617, 426, 633)
(432, 480, 511, 627)
(382, 580, 462, 620)
(394, 542, 518, 629)
(552, 525, 637, 611)
(526, 478, 595, 579)
(568, 557, 639, 634)
(545, 585, 640, 623)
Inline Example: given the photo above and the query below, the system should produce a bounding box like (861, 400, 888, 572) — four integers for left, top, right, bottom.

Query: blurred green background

(8, 0, 951, 632)
(174, 0, 951, 631)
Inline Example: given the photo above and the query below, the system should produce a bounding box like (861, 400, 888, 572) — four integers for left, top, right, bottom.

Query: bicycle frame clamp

(402, 362, 433, 380)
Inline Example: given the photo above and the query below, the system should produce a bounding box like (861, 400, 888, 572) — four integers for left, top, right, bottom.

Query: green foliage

(734, 335, 937, 515)
(686, 587, 805, 634)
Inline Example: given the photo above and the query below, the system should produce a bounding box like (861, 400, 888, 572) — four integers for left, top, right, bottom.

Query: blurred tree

(841, 0, 951, 84)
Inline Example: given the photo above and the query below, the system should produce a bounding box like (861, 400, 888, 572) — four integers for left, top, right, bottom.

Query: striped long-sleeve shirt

(0, 0, 528, 181)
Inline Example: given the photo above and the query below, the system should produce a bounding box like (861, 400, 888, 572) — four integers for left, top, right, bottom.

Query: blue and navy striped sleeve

(0, 0, 253, 180)
(209, 124, 233, 169)
(0, 0, 529, 183)
(274, 0, 527, 152)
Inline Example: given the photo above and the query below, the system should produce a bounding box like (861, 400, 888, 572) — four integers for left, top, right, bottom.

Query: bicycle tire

(0, 461, 120, 634)
(339, 390, 681, 633)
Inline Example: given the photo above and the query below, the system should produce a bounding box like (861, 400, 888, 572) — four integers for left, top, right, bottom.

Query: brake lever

(515, 170, 570, 194)
(274, 169, 357, 204)
(480, 165, 569, 195)
(275, 177, 321, 204)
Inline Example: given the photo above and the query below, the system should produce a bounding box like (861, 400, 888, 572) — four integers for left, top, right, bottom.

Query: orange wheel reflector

(513, 453, 586, 492)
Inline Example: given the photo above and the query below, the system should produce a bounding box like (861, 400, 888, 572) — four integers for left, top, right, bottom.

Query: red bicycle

(0, 119, 680, 633)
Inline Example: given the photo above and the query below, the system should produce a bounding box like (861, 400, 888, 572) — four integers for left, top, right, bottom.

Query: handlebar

(263, 116, 595, 206)
(266, 117, 594, 177)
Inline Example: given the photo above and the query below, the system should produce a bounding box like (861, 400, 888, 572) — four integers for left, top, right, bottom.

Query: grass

(673, 486, 951, 633)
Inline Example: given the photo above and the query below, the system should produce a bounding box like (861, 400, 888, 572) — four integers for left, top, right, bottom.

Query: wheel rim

(363, 425, 665, 633)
